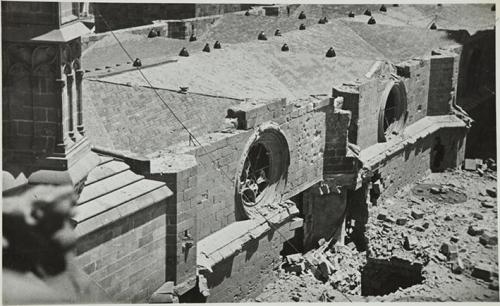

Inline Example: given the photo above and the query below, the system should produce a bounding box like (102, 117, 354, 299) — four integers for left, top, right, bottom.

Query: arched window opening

(236, 124, 290, 219)
(378, 81, 408, 142)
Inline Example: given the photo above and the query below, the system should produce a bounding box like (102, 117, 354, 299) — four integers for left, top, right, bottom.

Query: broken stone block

(450, 236, 459, 243)
(404, 235, 418, 250)
(472, 264, 492, 282)
(440, 243, 458, 261)
(464, 159, 477, 171)
(481, 202, 495, 209)
(286, 253, 303, 265)
(411, 209, 424, 219)
(468, 225, 485, 236)
(396, 218, 407, 225)
(451, 258, 465, 274)
(430, 187, 441, 194)
(445, 215, 453, 221)
(489, 280, 499, 291)
(414, 225, 425, 232)
(472, 212, 484, 220)
(385, 216, 396, 223)
(479, 232, 498, 246)
(377, 213, 386, 221)
(486, 188, 497, 198)
(477, 168, 484, 176)
(435, 253, 447, 262)
(422, 222, 430, 229)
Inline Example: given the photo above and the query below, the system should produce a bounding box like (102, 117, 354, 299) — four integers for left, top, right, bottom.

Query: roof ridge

(84, 78, 245, 102)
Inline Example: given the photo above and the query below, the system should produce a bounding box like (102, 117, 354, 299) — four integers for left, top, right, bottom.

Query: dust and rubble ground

(250, 169, 499, 302)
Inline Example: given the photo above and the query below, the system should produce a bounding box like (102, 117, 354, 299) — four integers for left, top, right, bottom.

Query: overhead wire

(93, 8, 354, 301)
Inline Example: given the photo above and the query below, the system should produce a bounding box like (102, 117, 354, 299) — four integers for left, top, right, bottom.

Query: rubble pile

(257, 167, 498, 302)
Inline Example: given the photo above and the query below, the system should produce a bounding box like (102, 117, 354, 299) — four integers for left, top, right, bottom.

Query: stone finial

(214, 41, 222, 49)
(298, 11, 306, 19)
(348, 11, 355, 17)
(368, 16, 376, 24)
(364, 9, 372, 16)
(133, 58, 142, 67)
(245, 10, 250, 16)
(202, 43, 211, 52)
(380, 4, 387, 12)
(189, 34, 197, 42)
(258, 31, 268, 40)
(299, 23, 306, 30)
(281, 43, 289, 52)
(179, 47, 189, 57)
(326, 47, 336, 58)
(275, 29, 282, 36)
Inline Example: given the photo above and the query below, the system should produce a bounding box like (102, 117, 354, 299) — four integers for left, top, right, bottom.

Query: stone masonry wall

(396, 58, 431, 125)
(74, 200, 168, 303)
(165, 97, 341, 241)
(427, 49, 460, 116)
(376, 127, 467, 198)
(147, 155, 198, 287)
(203, 219, 298, 302)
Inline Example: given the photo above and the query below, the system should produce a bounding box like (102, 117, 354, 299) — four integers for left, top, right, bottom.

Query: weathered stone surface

(468, 225, 485, 236)
(486, 188, 497, 198)
(404, 235, 418, 250)
(396, 218, 407, 225)
(481, 202, 495, 209)
(440, 242, 458, 261)
(411, 209, 424, 219)
(472, 264, 492, 281)
(479, 232, 498, 246)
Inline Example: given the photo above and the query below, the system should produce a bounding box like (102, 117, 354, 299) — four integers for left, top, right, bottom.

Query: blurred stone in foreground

(3, 185, 110, 304)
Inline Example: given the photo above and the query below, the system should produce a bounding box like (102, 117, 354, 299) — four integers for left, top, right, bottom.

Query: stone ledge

(197, 201, 301, 272)
(358, 115, 467, 176)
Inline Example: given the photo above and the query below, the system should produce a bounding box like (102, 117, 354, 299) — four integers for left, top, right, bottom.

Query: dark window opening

(431, 136, 445, 172)
(383, 87, 399, 134)
(240, 143, 271, 207)
(379, 82, 407, 142)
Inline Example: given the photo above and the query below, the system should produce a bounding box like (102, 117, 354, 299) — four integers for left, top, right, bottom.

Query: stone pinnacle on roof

(380, 4, 387, 12)
(430, 22, 437, 30)
(245, 10, 250, 16)
(214, 41, 222, 49)
(326, 47, 336, 58)
(275, 29, 282, 36)
(258, 31, 268, 40)
(318, 17, 328, 24)
(281, 43, 289, 52)
(148, 29, 158, 38)
(299, 23, 306, 30)
(133, 58, 142, 67)
(179, 47, 189, 57)
(348, 11, 355, 17)
(202, 43, 211, 52)
(189, 34, 197, 42)
(368, 16, 376, 25)
(298, 11, 306, 19)
(364, 9, 372, 16)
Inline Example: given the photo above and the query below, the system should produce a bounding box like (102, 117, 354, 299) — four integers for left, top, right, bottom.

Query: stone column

(54, 78, 73, 153)
(75, 69, 85, 136)
(66, 72, 75, 142)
